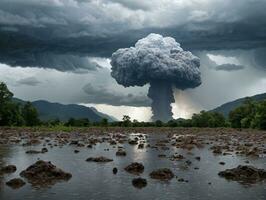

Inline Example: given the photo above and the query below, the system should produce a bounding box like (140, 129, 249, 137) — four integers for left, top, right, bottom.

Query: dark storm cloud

(16, 77, 41, 86)
(215, 64, 245, 71)
(82, 83, 151, 107)
(102, 0, 152, 10)
(0, 0, 266, 70)
(253, 48, 266, 70)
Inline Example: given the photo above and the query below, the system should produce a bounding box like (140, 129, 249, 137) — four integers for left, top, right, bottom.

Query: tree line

(0, 82, 40, 126)
(0, 82, 265, 129)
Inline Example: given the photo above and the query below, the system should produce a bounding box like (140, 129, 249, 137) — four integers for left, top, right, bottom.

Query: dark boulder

(26, 150, 42, 154)
(116, 149, 126, 156)
(20, 160, 72, 186)
(0, 165, 17, 174)
(41, 148, 48, 153)
(86, 156, 113, 162)
(132, 178, 147, 189)
(6, 178, 26, 189)
(128, 139, 138, 145)
(149, 168, 174, 180)
(124, 162, 144, 174)
(218, 165, 266, 184)
(113, 167, 118, 174)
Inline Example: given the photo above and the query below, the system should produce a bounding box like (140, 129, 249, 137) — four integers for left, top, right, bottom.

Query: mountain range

(13, 98, 116, 122)
(13, 92, 266, 122)
(211, 93, 266, 117)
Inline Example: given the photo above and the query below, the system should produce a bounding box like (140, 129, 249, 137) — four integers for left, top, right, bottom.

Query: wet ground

(0, 127, 265, 200)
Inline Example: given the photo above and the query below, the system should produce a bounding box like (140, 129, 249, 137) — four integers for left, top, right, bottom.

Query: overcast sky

(0, 0, 265, 121)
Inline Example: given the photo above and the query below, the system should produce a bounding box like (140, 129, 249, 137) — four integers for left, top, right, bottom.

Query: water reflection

(0, 145, 13, 191)
(0, 133, 265, 200)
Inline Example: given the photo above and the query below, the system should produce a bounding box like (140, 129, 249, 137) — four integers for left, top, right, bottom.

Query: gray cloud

(111, 33, 201, 121)
(0, 52, 101, 72)
(215, 64, 245, 71)
(16, 77, 41, 86)
(111, 33, 201, 88)
(0, 0, 265, 71)
(83, 83, 151, 107)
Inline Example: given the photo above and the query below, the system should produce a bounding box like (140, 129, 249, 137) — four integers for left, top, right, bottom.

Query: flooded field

(0, 128, 265, 200)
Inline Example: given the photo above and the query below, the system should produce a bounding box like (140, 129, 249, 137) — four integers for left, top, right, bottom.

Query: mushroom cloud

(110, 33, 201, 122)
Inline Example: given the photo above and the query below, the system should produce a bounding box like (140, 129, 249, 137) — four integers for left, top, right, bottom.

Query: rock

(223, 152, 232, 156)
(195, 156, 201, 161)
(0, 165, 17, 174)
(161, 146, 170, 150)
(26, 150, 42, 154)
(213, 149, 222, 154)
(185, 160, 192, 165)
(113, 167, 118, 174)
(22, 139, 41, 146)
(6, 178, 26, 189)
(149, 168, 174, 180)
(211, 146, 222, 154)
(219, 162, 225, 165)
(138, 143, 144, 149)
(110, 140, 117, 145)
(128, 139, 138, 145)
(116, 149, 126, 156)
(124, 162, 144, 174)
(169, 154, 184, 161)
(132, 178, 147, 189)
(26, 148, 48, 154)
(218, 165, 266, 184)
(69, 140, 79, 145)
(74, 150, 80, 153)
(20, 160, 72, 186)
(41, 148, 48, 153)
(86, 156, 113, 162)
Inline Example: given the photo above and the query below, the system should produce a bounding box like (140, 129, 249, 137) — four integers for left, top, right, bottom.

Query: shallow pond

(0, 133, 265, 200)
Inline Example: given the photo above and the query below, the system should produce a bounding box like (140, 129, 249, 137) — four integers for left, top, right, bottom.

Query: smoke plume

(111, 33, 201, 121)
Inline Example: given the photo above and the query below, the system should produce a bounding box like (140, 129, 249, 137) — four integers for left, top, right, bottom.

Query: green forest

(0, 82, 265, 130)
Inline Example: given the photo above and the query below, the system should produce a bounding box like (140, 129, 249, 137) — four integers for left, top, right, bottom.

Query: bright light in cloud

(82, 103, 152, 121)
(172, 90, 202, 119)
(90, 57, 112, 69)
(207, 54, 240, 65)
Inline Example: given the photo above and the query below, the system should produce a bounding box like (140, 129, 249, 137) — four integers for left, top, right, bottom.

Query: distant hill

(13, 98, 116, 122)
(211, 93, 266, 118)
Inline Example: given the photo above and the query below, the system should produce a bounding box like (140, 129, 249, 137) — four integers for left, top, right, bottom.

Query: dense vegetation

(0, 82, 265, 129)
(229, 99, 266, 130)
(0, 82, 40, 126)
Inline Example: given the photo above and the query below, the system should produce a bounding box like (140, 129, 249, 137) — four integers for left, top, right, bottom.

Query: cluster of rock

(1, 160, 72, 189)
(86, 156, 113, 162)
(19, 160, 72, 187)
(0, 128, 265, 191)
(124, 162, 144, 175)
(218, 165, 266, 184)
(149, 168, 174, 180)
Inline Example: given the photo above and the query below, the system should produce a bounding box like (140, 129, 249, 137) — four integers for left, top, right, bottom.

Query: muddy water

(0, 133, 265, 200)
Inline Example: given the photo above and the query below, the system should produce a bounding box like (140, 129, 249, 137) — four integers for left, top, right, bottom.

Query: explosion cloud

(111, 33, 201, 122)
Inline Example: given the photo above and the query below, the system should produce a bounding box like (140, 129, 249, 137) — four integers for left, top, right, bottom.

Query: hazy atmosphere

(0, 0, 266, 121)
